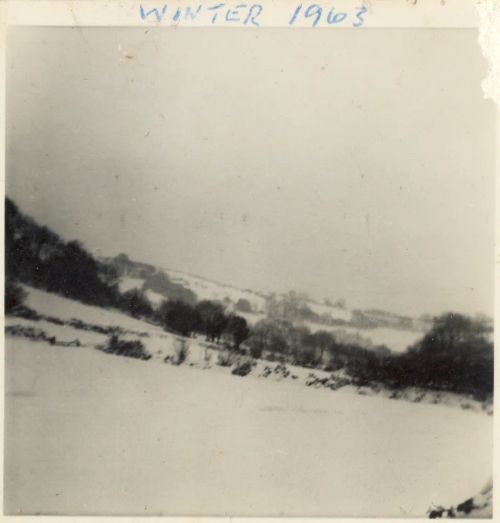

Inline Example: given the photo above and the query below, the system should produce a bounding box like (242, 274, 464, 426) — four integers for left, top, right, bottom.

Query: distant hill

(100, 253, 433, 352)
(5, 197, 435, 352)
(101, 253, 198, 306)
(101, 252, 268, 313)
(103, 253, 426, 325)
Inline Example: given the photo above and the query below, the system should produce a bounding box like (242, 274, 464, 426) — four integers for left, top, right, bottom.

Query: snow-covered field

(4, 287, 493, 516)
(4, 339, 492, 517)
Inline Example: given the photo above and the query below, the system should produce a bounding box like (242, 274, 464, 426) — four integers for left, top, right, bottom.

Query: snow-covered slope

(307, 300, 352, 322)
(164, 267, 267, 312)
(117, 277, 145, 294)
(23, 286, 165, 336)
(4, 286, 493, 517)
(103, 254, 430, 352)
(5, 337, 492, 516)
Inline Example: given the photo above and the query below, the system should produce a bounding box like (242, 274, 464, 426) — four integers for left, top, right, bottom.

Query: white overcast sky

(6, 27, 495, 317)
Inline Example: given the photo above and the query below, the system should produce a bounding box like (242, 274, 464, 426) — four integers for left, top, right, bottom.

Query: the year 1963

(289, 4, 367, 27)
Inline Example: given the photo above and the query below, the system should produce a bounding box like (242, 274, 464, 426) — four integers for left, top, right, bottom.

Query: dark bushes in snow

(98, 335, 151, 360)
(231, 359, 254, 377)
(5, 325, 81, 347)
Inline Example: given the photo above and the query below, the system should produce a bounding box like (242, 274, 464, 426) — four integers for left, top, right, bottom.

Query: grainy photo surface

(4, 26, 495, 517)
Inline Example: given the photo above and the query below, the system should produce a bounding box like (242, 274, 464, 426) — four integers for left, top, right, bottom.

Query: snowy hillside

(104, 254, 429, 353)
(4, 286, 493, 516)
(306, 300, 352, 322)
(164, 267, 268, 312)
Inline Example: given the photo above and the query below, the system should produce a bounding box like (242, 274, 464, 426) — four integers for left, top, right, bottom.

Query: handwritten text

(139, 3, 367, 27)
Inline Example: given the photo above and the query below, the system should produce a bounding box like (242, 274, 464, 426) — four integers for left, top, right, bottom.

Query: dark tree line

(5, 198, 251, 351)
(245, 318, 389, 367)
(243, 313, 493, 401)
(5, 197, 493, 401)
(5, 198, 117, 307)
(399, 314, 492, 399)
(342, 313, 493, 401)
(155, 299, 250, 350)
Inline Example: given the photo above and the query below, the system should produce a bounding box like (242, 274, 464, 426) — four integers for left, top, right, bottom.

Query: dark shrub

(6, 325, 48, 341)
(273, 363, 290, 378)
(224, 315, 250, 349)
(249, 344, 263, 359)
(119, 289, 153, 319)
(195, 301, 228, 343)
(232, 359, 253, 377)
(157, 300, 200, 337)
(99, 335, 151, 360)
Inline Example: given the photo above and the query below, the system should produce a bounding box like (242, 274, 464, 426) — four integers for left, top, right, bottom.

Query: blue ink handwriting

(289, 4, 367, 27)
(139, 3, 367, 27)
(140, 3, 263, 26)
